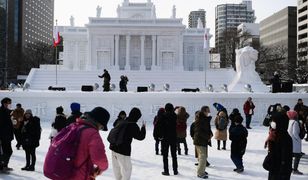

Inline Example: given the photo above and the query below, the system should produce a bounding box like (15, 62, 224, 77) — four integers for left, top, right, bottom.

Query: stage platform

(1, 90, 307, 126)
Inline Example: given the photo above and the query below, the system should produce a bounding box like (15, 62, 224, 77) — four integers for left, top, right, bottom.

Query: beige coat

(214, 112, 229, 141)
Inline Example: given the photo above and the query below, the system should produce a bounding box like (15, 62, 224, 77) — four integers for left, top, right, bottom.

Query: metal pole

(4, 0, 9, 87)
(56, 45, 58, 85)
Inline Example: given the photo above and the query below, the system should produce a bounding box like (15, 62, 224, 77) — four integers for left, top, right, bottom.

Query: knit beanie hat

(70, 102, 81, 112)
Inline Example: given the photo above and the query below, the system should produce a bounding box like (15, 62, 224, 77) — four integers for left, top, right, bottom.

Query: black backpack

(107, 121, 129, 145)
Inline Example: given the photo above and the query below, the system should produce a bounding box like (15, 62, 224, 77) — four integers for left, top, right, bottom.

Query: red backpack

(43, 122, 91, 179)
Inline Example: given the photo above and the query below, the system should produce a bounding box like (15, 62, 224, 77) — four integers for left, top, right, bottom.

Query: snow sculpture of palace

(61, 0, 211, 71)
(228, 46, 269, 92)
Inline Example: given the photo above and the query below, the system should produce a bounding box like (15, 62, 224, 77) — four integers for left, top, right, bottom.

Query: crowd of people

(0, 96, 307, 179)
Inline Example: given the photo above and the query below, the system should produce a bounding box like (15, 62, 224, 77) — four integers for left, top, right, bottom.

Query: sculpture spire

(197, 18, 203, 29)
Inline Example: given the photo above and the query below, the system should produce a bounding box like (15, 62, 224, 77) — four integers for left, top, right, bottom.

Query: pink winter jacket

(71, 119, 108, 180)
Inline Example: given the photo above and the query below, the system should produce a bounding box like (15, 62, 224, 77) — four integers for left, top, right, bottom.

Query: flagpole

(56, 45, 58, 85)
(55, 19, 58, 85)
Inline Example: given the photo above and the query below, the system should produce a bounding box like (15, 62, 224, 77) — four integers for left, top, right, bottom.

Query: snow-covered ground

(1, 124, 308, 180)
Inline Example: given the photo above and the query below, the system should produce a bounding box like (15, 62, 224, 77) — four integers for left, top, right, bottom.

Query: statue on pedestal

(70, 15, 75, 27)
(96, 5, 102, 18)
(172, 5, 176, 18)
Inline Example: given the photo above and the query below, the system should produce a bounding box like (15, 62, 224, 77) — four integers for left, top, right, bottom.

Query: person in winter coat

(66, 102, 82, 125)
(200, 106, 213, 167)
(109, 107, 146, 180)
(176, 106, 189, 155)
(113, 111, 127, 127)
(20, 109, 41, 171)
(160, 103, 178, 176)
(194, 110, 212, 179)
(287, 110, 303, 175)
(229, 108, 241, 130)
(98, 69, 111, 92)
(153, 108, 165, 155)
(243, 97, 255, 129)
(72, 106, 110, 180)
(190, 111, 199, 165)
(265, 112, 293, 180)
(0, 97, 13, 172)
(214, 111, 229, 150)
(52, 106, 67, 132)
(10, 103, 25, 150)
(229, 115, 248, 173)
(119, 75, 129, 92)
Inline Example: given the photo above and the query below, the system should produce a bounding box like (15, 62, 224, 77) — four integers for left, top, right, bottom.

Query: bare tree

(296, 44, 308, 83)
(21, 41, 54, 74)
(257, 44, 294, 83)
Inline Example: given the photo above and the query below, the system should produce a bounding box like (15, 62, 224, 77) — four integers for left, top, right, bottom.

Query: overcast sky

(54, 0, 297, 46)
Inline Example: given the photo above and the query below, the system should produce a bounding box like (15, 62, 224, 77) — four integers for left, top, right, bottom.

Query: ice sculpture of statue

(96, 5, 102, 18)
(228, 46, 269, 92)
(172, 5, 176, 18)
(70, 15, 75, 27)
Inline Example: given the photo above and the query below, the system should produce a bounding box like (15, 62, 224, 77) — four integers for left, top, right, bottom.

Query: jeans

(245, 115, 252, 128)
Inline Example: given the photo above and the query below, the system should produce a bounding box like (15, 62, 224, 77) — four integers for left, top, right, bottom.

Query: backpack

(298, 120, 306, 139)
(263, 114, 271, 127)
(107, 121, 129, 145)
(43, 123, 90, 179)
(217, 117, 227, 130)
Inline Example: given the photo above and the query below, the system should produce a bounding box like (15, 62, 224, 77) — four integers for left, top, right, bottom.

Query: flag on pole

(53, 25, 60, 47)
(203, 29, 208, 49)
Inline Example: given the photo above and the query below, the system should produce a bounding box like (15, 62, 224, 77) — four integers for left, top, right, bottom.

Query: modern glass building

(0, 0, 54, 86)
(188, 9, 206, 28)
(260, 6, 297, 81)
(297, 0, 308, 70)
(215, 0, 255, 68)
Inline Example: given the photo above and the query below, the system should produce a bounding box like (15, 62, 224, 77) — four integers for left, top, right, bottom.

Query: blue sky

(55, 0, 297, 46)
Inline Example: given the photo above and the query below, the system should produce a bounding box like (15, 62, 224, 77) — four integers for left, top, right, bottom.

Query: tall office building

(188, 9, 206, 28)
(215, 0, 255, 68)
(0, 0, 54, 86)
(260, 6, 297, 80)
(297, 0, 308, 71)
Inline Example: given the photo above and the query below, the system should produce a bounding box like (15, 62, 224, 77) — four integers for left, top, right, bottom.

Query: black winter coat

(267, 132, 293, 179)
(21, 116, 41, 148)
(193, 116, 212, 146)
(229, 124, 248, 156)
(53, 114, 67, 132)
(66, 112, 82, 125)
(109, 118, 146, 156)
(0, 106, 14, 142)
(160, 111, 177, 143)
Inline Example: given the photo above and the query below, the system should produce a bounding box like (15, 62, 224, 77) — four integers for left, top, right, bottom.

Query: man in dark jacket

(98, 69, 111, 92)
(160, 103, 178, 176)
(229, 115, 248, 173)
(109, 107, 146, 180)
(194, 109, 212, 179)
(0, 97, 14, 172)
(52, 106, 67, 132)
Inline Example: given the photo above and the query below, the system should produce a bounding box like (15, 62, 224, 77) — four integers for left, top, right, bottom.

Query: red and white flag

(53, 26, 60, 47)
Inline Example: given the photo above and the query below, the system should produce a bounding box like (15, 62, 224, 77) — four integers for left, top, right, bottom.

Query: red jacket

(243, 101, 255, 115)
(71, 119, 108, 180)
